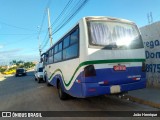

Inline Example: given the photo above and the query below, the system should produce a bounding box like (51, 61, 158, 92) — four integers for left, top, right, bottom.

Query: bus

(42, 16, 146, 100)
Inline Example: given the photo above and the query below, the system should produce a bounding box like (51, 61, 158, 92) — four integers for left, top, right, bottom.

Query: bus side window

(59, 42, 62, 51)
(49, 49, 53, 64)
(70, 29, 79, 45)
(55, 45, 58, 53)
(49, 49, 52, 57)
(45, 53, 49, 64)
(63, 44, 78, 60)
(63, 36, 70, 48)
(63, 28, 79, 60)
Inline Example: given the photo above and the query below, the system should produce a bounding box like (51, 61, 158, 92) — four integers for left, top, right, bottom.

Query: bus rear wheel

(57, 81, 68, 100)
(45, 74, 51, 86)
(38, 78, 41, 83)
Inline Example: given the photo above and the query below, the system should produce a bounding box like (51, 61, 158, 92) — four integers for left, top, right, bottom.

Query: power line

(41, 31, 50, 50)
(41, 0, 75, 50)
(4, 35, 36, 45)
(51, 0, 77, 29)
(41, 38, 49, 50)
(41, 31, 48, 46)
(52, 0, 88, 34)
(38, 10, 47, 35)
(41, 0, 89, 50)
(38, 0, 52, 36)
(0, 33, 38, 35)
(37, 0, 52, 57)
(52, 0, 89, 35)
(39, 29, 49, 51)
(51, 0, 74, 27)
(0, 20, 35, 31)
(41, 0, 77, 50)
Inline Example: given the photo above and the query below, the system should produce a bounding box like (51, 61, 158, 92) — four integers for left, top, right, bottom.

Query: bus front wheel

(57, 81, 68, 100)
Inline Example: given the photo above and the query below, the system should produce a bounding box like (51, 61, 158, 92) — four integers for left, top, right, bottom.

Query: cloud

(0, 48, 23, 64)
(0, 48, 22, 54)
(0, 45, 4, 49)
(0, 49, 39, 65)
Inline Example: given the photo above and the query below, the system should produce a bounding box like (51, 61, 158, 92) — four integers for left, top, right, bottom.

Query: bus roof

(83, 16, 135, 25)
(43, 16, 136, 54)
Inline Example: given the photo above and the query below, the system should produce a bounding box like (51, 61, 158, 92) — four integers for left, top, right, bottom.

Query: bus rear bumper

(81, 78, 146, 98)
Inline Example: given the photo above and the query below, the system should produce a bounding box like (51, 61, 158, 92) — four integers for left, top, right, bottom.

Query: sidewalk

(125, 88, 160, 109)
(0, 73, 4, 81)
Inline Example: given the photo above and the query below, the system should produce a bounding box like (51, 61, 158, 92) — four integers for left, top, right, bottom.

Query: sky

(0, 0, 160, 65)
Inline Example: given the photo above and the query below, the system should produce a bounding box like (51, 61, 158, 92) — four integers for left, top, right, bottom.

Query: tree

(10, 60, 17, 65)
(24, 62, 35, 68)
(0, 67, 6, 73)
(9, 60, 35, 69)
(16, 60, 24, 66)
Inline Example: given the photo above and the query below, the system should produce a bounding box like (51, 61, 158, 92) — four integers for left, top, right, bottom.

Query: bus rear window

(87, 21, 144, 49)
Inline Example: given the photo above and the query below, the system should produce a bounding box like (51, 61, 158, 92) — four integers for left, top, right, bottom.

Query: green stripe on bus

(49, 69, 64, 81)
(49, 59, 145, 87)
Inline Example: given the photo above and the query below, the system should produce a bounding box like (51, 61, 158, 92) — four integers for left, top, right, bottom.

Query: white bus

(42, 16, 146, 100)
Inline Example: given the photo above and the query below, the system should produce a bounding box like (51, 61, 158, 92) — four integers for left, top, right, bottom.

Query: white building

(140, 21, 160, 88)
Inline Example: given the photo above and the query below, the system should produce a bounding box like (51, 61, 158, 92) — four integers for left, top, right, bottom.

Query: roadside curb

(124, 95, 160, 109)
(0, 76, 4, 81)
(0, 74, 4, 79)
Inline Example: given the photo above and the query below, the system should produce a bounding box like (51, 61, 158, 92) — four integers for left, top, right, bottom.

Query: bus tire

(44, 74, 51, 86)
(46, 81, 52, 86)
(43, 76, 46, 83)
(57, 81, 67, 100)
(38, 78, 41, 83)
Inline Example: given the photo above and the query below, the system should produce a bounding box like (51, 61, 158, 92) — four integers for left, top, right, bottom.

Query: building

(140, 21, 160, 88)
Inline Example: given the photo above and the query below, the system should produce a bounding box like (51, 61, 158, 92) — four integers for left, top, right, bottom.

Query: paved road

(0, 71, 159, 120)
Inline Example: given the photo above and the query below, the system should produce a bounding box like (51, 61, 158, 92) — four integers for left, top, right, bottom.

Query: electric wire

(51, 0, 74, 27)
(0, 20, 35, 31)
(41, 38, 49, 50)
(52, 0, 89, 35)
(41, 0, 75, 50)
(41, 0, 89, 50)
(38, 0, 52, 36)
(37, 0, 52, 52)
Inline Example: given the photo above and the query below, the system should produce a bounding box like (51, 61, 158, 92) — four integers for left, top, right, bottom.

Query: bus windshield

(87, 20, 144, 49)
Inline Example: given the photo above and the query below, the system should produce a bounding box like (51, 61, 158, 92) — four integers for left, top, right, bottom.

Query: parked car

(34, 63, 44, 83)
(15, 68, 27, 77)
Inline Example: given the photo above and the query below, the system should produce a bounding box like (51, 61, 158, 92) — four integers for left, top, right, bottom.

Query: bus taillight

(84, 65, 96, 77)
(142, 62, 146, 72)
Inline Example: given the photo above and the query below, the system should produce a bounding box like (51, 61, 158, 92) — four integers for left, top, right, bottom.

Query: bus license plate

(113, 65, 126, 71)
(110, 85, 121, 94)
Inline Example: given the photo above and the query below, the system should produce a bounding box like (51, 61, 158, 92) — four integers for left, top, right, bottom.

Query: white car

(34, 63, 44, 83)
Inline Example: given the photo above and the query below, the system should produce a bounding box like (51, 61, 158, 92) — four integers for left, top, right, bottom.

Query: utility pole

(47, 8, 53, 46)
(38, 37, 42, 56)
(38, 35, 42, 61)
(37, 26, 42, 60)
(147, 12, 153, 24)
(147, 13, 150, 24)
(150, 12, 153, 23)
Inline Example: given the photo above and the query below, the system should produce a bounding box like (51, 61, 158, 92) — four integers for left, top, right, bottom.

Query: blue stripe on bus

(80, 78, 146, 97)
(81, 66, 146, 85)
(48, 66, 146, 98)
